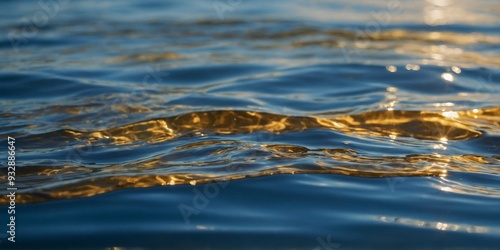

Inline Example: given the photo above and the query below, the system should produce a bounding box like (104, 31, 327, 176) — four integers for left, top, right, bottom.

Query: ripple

(1, 107, 499, 204)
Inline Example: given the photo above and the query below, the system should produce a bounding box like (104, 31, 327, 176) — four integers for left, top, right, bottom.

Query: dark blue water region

(2, 174, 499, 249)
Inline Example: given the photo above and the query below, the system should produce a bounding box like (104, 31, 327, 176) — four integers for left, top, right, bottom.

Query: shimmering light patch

(382, 101, 397, 111)
(442, 111, 459, 118)
(405, 64, 420, 71)
(434, 143, 447, 150)
(441, 186, 452, 192)
(386, 65, 397, 72)
(451, 66, 461, 74)
(471, 108, 480, 118)
(440, 137, 448, 144)
(155, 176, 167, 185)
(386, 87, 398, 92)
(434, 102, 454, 107)
(437, 222, 449, 230)
(441, 72, 454, 82)
(431, 53, 444, 60)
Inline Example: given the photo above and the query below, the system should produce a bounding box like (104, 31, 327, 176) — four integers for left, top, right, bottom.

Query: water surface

(1, 0, 500, 248)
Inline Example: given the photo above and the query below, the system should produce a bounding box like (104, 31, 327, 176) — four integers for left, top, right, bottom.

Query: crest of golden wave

(74, 107, 496, 145)
(1, 107, 499, 204)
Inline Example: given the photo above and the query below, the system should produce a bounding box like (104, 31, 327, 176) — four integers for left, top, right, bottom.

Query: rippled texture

(1, 0, 500, 248)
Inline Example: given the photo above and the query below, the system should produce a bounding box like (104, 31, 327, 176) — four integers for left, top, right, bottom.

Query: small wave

(2, 107, 498, 204)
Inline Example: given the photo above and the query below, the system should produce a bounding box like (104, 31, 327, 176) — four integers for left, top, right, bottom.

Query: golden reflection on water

(77, 107, 490, 146)
(0, 166, 447, 205)
(1, 107, 499, 204)
(4, 149, 498, 204)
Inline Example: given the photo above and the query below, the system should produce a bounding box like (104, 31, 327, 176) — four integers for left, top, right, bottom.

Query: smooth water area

(1, 0, 500, 248)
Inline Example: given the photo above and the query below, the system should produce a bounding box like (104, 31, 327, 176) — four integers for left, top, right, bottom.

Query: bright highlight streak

(441, 72, 454, 82)
(442, 111, 459, 118)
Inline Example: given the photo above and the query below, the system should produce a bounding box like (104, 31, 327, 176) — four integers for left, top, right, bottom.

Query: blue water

(1, 0, 500, 249)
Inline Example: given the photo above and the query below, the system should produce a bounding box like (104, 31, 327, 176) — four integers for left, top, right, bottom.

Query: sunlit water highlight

(0, 0, 500, 248)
